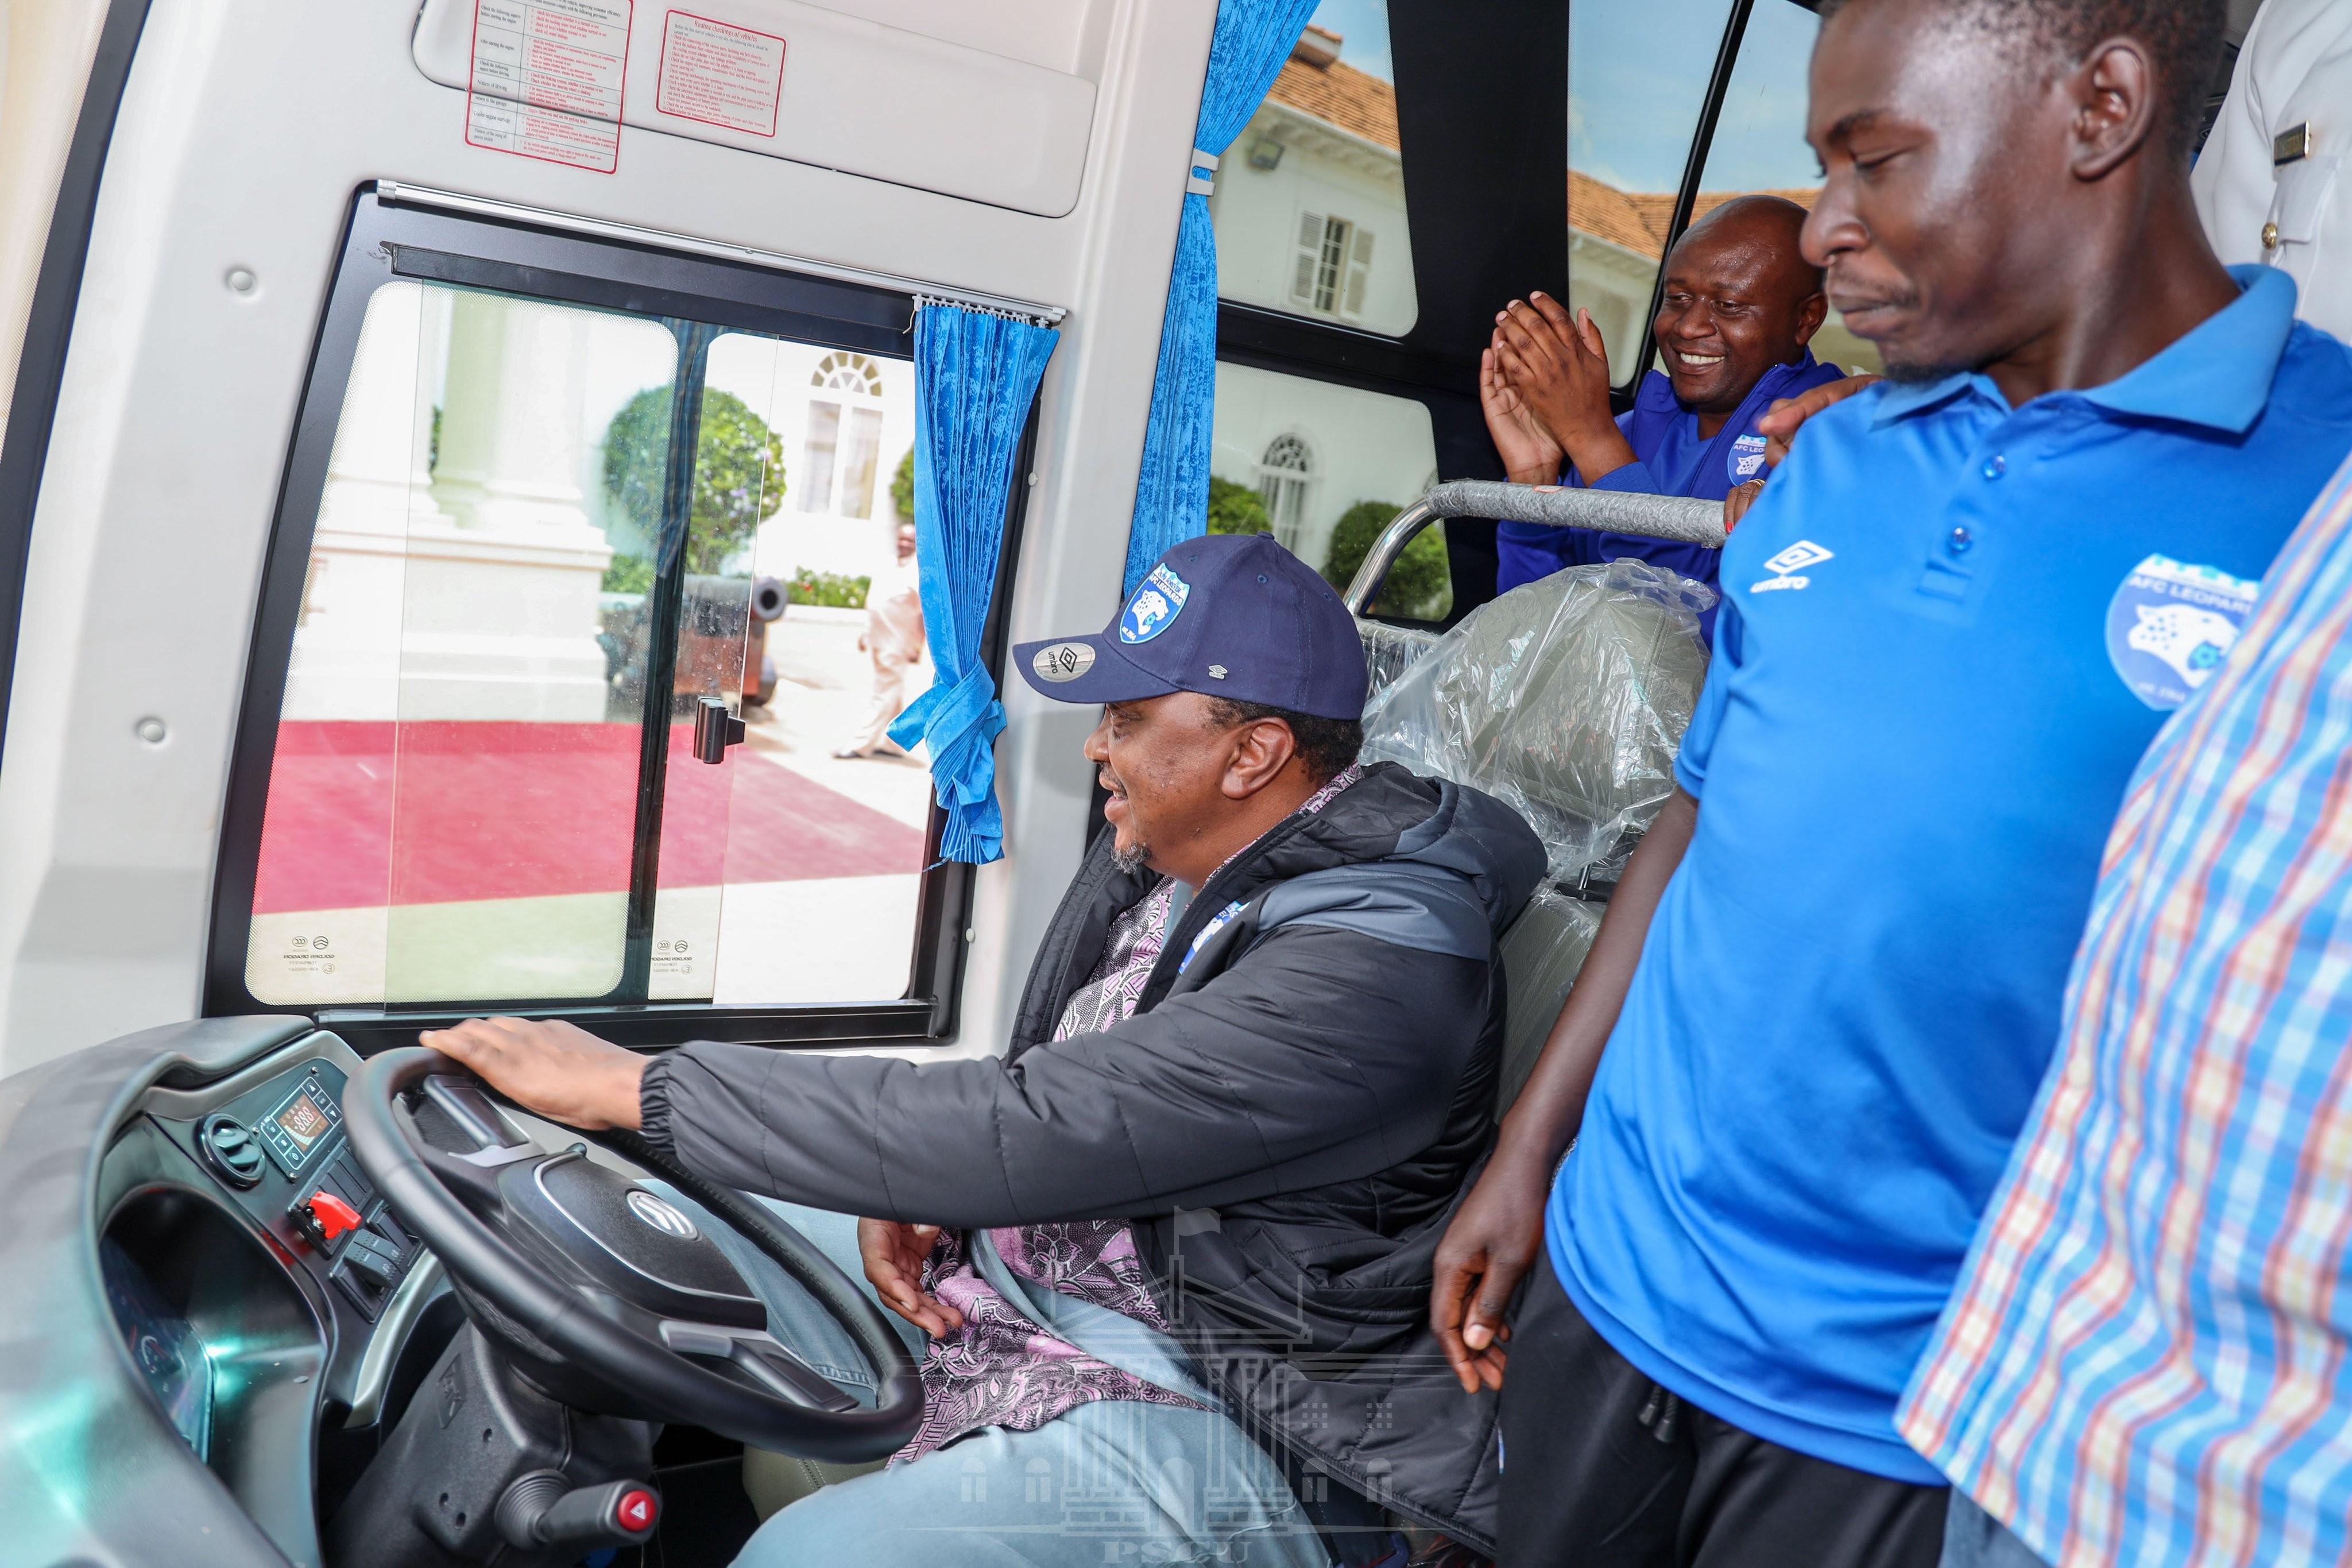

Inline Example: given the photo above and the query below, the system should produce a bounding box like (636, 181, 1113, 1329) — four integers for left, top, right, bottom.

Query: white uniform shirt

(864, 559, 924, 663)
(2193, 0, 2352, 340)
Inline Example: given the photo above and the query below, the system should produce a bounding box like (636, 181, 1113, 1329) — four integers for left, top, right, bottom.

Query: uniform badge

(1120, 563, 1192, 644)
(1180, 900, 1247, 974)
(2105, 553, 2259, 710)
(1729, 432, 1769, 481)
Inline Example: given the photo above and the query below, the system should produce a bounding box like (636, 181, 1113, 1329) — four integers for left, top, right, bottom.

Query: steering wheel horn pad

(345, 1049, 921, 1461)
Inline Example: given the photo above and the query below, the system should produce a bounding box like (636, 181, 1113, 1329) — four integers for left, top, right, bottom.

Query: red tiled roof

(1257, 58, 1817, 260)
(1570, 171, 1824, 260)
(1264, 56, 1398, 151)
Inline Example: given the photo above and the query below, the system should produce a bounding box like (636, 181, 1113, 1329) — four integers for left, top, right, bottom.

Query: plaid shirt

(1898, 452, 2352, 1568)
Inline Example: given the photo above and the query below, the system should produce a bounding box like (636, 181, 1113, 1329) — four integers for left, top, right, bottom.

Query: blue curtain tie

(888, 662, 1008, 861)
(902, 301, 1058, 865)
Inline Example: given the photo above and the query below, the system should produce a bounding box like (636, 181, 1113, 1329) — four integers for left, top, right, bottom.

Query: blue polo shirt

(1548, 266, 2352, 1482)
(1495, 353, 1850, 624)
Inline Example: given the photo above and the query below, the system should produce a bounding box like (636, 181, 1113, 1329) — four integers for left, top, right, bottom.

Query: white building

(1208, 28, 1436, 581)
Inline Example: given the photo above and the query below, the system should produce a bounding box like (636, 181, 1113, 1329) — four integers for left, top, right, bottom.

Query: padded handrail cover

(1345, 481, 1725, 614)
(1423, 479, 1724, 544)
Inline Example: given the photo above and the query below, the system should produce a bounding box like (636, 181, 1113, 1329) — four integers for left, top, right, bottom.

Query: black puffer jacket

(640, 762, 1545, 1548)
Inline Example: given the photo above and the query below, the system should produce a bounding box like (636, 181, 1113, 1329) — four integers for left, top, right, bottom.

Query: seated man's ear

(1221, 718, 1302, 799)
(1796, 290, 1828, 349)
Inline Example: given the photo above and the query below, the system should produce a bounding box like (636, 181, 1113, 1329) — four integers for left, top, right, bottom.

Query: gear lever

(495, 1472, 660, 1551)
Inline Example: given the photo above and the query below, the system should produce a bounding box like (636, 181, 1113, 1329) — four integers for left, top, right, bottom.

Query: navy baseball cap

(1014, 533, 1368, 719)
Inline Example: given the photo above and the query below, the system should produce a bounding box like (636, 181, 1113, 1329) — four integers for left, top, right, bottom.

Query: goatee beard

(1112, 840, 1152, 874)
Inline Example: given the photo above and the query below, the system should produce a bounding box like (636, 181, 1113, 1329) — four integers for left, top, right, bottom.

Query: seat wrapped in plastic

(1360, 558, 1713, 886)
(1359, 621, 1440, 707)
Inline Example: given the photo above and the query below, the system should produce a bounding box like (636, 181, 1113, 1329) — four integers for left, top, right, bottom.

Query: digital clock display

(274, 1087, 332, 1152)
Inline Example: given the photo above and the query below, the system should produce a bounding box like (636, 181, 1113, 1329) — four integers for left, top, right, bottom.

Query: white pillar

(281, 281, 440, 721)
(399, 289, 615, 722)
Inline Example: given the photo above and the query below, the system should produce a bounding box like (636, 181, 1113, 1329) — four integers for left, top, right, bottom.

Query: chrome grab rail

(1343, 480, 1724, 614)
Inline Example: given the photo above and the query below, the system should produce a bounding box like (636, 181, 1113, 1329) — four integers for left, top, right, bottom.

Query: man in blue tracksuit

(1484, 195, 1849, 622)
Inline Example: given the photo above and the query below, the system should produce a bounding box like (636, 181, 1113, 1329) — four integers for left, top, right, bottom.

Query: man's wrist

(1561, 425, 1638, 486)
(610, 1050, 650, 1132)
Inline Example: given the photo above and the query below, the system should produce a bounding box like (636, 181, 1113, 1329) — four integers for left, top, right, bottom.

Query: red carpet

(252, 721, 926, 915)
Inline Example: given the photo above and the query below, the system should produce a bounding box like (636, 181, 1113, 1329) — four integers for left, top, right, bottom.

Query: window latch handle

(693, 696, 746, 764)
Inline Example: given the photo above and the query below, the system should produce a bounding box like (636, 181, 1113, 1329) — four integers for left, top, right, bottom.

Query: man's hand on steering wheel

(421, 1016, 648, 1131)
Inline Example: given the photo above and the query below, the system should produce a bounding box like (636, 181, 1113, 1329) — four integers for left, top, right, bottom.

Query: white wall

(1208, 361, 1436, 579)
(1209, 99, 1417, 339)
(0, 0, 109, 433)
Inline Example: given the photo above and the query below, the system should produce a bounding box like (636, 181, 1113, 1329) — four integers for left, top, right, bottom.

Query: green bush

(1205, 475, 1271, 536)
(1324, 500, 1450, 620)
(604, 388, 786, 576)
(600, 553, 656, 595)
(890, 448, 916, 520)
(786, 569, 872, 610)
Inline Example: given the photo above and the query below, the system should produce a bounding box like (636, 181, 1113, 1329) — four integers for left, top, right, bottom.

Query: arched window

(1257, 433, 1314, 552)
(811, 351, 883, 397)
(803, 353, 887, 516)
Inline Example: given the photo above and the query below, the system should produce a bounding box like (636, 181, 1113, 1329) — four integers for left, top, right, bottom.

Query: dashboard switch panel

(256, 1070, 342, 1176)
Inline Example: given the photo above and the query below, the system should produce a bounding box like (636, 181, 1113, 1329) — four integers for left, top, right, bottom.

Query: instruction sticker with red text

(656, 10, 786, 137)
(467, 0, 632, 172)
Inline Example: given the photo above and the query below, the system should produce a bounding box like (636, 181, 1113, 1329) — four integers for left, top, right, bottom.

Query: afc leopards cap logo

(1120, 563, 1192, 644)
(1031, 641, 1096, 683)
(1730, 433, 1770, 481)
(625, 1189, 700, 1240)
(2107, 553, 2259, 711)
(1751, 539, 1833, 593)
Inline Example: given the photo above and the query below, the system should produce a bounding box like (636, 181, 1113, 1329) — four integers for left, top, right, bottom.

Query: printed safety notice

(656, 10, 786, 137)
(467, 0, 633, 173)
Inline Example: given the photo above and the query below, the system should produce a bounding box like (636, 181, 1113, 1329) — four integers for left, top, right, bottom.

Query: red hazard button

(307, 1191, 361, 1241)
(615, 1488, 657, 1533)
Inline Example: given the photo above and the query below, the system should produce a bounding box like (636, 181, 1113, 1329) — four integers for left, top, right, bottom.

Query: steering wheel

(345, 1047, 923, 1462)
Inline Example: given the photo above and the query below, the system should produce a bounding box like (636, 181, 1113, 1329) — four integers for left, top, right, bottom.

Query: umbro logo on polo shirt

(1752, 540, 1834, 593)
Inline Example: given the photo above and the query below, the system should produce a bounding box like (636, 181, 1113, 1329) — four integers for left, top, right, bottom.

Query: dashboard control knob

(198, 1114, 265, 1187)
(306, 1190, 362, 1242)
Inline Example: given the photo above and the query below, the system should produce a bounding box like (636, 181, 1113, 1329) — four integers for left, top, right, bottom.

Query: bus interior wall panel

(0, 0, 1214, 1076)
(0, 0, 155, 779)
(409, 0, 1102, 218)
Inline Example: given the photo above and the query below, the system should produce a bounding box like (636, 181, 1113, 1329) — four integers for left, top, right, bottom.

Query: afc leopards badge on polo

(1032, 641, 1096, 683)
(2106, 553, 2260, 711)
(1751, 539, 1832, 593)
(1730, 432, 1770, 481)
(1120, 563, 1192, 643)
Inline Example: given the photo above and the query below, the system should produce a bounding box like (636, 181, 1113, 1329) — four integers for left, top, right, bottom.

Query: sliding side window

(213, 192, 1001, 1045)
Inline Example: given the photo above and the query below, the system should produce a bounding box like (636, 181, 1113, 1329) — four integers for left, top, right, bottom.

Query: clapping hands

(1481, 292, 1640, 488)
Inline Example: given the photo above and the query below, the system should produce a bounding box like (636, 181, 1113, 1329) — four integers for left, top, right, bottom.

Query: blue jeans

(1940, 1492, 2051, 1568)
(647, 1188, 1335, 1568)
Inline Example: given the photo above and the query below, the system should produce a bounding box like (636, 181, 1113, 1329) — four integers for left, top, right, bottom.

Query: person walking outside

(836, 521, 924, 760)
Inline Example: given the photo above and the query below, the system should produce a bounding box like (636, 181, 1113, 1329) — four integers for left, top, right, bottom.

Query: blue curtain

(1122, 0, 1323, 595)
(889, 302, 1059, 865)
